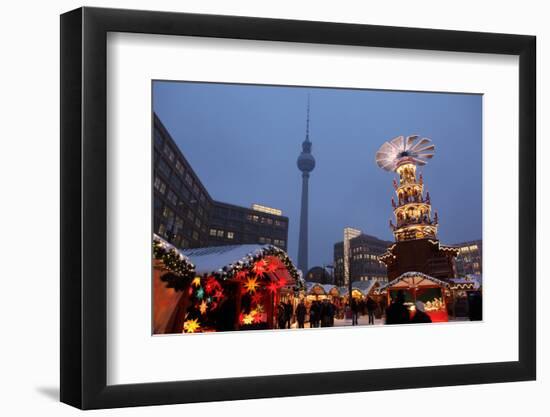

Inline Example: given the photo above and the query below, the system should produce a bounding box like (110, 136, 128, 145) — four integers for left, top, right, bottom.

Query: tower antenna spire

(306, 94, 311, 141)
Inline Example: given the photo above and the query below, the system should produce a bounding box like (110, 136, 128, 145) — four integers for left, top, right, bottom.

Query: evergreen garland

(212, 245, 305, 290)
(153, 235, 195, 288)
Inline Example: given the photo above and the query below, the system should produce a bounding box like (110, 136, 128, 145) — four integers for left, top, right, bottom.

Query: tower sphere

(297, 149, 316, 172)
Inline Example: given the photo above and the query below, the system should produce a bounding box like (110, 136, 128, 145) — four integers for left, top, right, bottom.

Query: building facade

(333, 233, 391, 286)
(333, 242, 345, 286)
(342, 227, 361, 285)
(349, 234, 391, 283)
(208, 201, 288, 250)
(453, 239, 482, 276)
(153, 114, 288, 251)
(154, 114, 212, 249)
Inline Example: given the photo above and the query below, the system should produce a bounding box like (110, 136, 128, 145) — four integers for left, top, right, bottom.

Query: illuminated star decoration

(192, 277, 201, 288)
(196, 287, 205, 300)
(205, 276, 221, 294)
(251, 292, 263, 304)
(235, 270, 248, 281)
(183, 318, 200, 333)
(242, 313, 254, 325)
(253, 312, 263, 324)
(267, 281, 279, 293)
(254, 304, 264, 314)
(252, 260, 267, 277)
(244, 277, 259, 294)
(199, 300, 208, 315)
(264, 259, 278, 273)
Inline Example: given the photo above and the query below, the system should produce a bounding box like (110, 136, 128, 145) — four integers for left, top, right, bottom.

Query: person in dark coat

(284, 301, 293, 329)
(410, 301, 432, 324)
(309, 301, 320, 328)
(329, 301, 336, 326)
(385, 290, 410, 325)
(296, 300, 307, 328)
(350, 298, 359, 325)
(366, 296, 377, 325)
(277, 302, 286, 329)
(320, 299, 333, 327)
(468, 292, 483, 321)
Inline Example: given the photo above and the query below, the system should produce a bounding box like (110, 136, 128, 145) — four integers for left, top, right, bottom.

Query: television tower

(296, 97, 315, 273)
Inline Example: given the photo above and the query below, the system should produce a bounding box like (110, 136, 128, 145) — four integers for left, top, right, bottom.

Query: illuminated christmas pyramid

(376, 135, 458, 280)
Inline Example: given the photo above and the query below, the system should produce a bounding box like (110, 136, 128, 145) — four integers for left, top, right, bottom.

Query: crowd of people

(350, 297, 379, 325)
(277, 295, 386, 329)
(276, 289, 484, 329)
(277, 299, 338, 328)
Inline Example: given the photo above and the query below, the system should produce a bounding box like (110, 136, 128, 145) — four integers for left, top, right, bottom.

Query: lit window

(167, 190, 177, 205)
(175, 160, 184, 175)
(163, 144, 175, 161)
(158, 223, 166, 236)
(209, 229, 217, 236)
(154, 177, 166, 194)
(217, 230, 224, 237)
(227, 232, 234, 239)
(162, 207, 173, 219)
(185, 173, 193, 186)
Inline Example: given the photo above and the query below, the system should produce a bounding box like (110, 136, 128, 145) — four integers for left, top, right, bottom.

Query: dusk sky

(153, 81, 482, 268)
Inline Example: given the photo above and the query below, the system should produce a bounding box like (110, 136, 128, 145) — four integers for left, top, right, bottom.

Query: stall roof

(153, 234, 194, 266)
(351, 279, 380, 295)
(379, 271, 449, 291)
(182, 244, 273, 275)
(449, 274, 482, 290)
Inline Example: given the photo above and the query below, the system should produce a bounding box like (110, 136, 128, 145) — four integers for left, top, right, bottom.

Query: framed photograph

(60, 6, 536, 409)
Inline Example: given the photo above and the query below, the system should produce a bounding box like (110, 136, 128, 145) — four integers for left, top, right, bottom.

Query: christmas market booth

(153, 237, 304, 334)
(349, 280, 382, 301)
(378, 271, 450, 322)
(305, 283, 341, 301)
(448, 274, 482, 320)
(152, 235, 196, 334)
(304, 283, 343, 316)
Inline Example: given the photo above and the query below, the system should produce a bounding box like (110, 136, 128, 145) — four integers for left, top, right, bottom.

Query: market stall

(448, 274, 482, 320)
(179, 244, 303, 333)
(378, 271, 450, 322)
(152, 235, 196, 334)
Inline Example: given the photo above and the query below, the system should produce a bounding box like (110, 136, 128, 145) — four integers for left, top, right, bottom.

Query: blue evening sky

(153, 81, 482, 268)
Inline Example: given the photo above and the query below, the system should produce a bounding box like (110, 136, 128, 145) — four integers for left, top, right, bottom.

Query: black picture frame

(60, 6, 536, 410)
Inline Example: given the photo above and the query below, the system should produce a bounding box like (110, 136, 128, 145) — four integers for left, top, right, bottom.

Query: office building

(453, 239, 482, 276)
(153, 114, 288, 251)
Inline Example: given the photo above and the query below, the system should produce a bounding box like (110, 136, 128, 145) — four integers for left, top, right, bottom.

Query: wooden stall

(379, 271, 450, 322)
